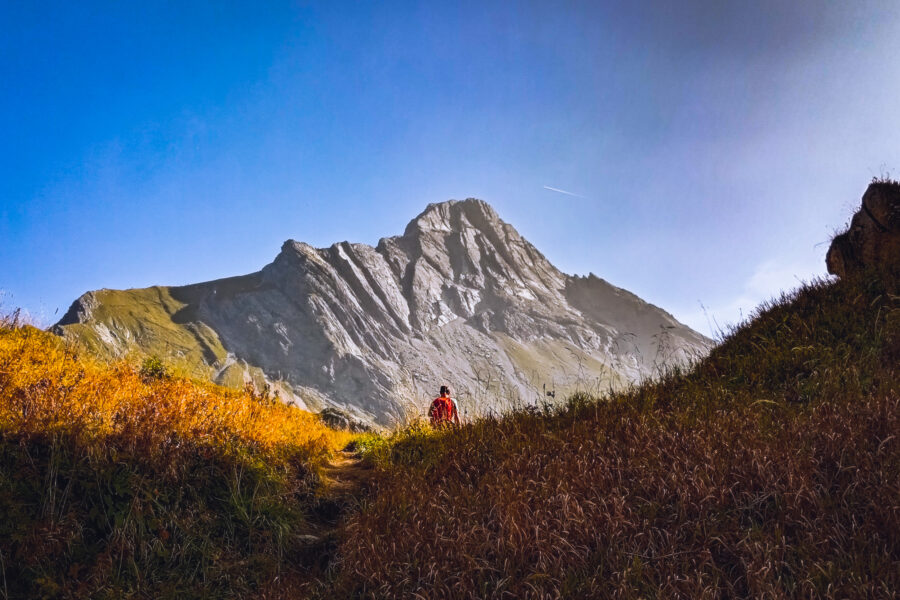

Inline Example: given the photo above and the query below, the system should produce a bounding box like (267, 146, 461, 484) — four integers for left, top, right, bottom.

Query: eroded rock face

(827, 182, 900, 279)
(53, 199, 711, 425)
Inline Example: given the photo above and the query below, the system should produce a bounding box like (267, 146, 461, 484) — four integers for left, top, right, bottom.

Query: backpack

(429, 397, 452, 425)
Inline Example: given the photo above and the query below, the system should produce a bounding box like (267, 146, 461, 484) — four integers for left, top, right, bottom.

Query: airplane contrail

(543, 185, 585, 198)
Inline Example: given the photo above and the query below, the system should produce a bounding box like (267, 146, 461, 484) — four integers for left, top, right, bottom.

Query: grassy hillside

(54, 287, 230, 369)
(2, 267, 898, 598)
(0, 317, 354, 598)
(325, 268, 899, 598)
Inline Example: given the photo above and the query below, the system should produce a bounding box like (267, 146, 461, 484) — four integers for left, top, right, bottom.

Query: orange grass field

(0, 320, 354, 456)
(0, 317, 354, 598)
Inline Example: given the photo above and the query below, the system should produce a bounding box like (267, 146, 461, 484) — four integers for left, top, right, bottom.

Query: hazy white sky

(2, 1, 900, 335)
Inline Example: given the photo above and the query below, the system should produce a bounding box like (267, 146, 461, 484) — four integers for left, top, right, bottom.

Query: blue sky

(2, 1, 900, 336)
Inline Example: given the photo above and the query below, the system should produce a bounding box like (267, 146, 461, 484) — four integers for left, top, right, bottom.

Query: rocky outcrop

(53, 199, 711, 425)
(827, 182, 900, 278)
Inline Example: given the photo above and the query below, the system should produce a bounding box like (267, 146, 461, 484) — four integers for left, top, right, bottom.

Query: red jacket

(429, 396, 457, 425)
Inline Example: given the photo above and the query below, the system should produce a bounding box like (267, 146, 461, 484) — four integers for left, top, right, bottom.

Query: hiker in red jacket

(429, 385, 459, 427)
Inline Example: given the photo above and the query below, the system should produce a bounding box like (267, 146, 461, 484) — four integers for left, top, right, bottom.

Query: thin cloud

(543, 185, 585, 198)
(677, 258, 830, 337)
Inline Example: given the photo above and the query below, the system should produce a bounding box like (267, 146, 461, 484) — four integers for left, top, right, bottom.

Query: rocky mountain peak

(403, 198, 501, 238)
(53, 198, 710, 426)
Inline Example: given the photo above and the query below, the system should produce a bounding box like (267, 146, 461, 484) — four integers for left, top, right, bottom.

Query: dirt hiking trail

(319, 449, 374, 503)
(256, 449, 376, 597)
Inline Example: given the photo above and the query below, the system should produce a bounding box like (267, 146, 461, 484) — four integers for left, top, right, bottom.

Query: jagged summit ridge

(403, 197, 500, 235)
(53, 198, 710, 425)
(275, 198, 565, 336)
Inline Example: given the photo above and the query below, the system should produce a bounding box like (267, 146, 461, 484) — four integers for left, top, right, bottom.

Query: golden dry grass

(0, 323, 353, 455)
(0, 319, 355, 598)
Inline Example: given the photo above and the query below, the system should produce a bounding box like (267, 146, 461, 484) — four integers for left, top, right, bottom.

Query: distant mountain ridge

(53, 199, 710, 425)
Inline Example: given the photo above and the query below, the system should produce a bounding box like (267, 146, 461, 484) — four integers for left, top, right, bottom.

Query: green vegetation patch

(56, 286, 229, 375)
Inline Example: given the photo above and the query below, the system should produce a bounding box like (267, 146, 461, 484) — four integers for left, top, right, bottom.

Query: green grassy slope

(55, 286, 229, 371)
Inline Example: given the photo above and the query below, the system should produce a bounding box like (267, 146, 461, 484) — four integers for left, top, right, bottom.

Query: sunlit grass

(0, 317, 355, 598)
(0, 321, 353, 454)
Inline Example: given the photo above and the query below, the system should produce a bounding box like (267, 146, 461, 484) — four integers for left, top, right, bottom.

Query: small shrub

(139, 355, 169, 380)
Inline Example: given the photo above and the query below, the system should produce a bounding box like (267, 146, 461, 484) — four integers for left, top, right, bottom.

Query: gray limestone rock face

(52, 199, 711, 425)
